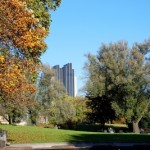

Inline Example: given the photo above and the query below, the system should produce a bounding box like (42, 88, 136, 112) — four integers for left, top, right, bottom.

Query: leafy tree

(0, 101, 27, 124)
(0, 0, 61, 96)
(0, 0, 61, 92)
(36, 65, 88, 127)
(0, 0, 61, 60)
(84, 40, 150, 133)
(27, 0, 61, 31)
(139, 113, 150, 129)
(34, 64, 66, 125)
(86, 96, 115, 125)
(49, 96, 89, 129)
(49, 95, 76, 126)
(0, 0, 46, 61)
(71, 96, 89, 123)
(0, 49, 36, 124)
(0, 0, 61, 121)
(83, 53, 116, 125)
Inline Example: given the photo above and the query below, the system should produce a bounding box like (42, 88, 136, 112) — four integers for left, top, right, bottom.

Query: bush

(75, 123, 128, 133)
(139, 117, 150, 129)
(105, 124, 128, 133)
(76, 123, 103, 132)
(37, 123, 54, 128)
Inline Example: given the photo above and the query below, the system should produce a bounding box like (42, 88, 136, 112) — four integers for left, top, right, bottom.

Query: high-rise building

(53, 63, 75, 97)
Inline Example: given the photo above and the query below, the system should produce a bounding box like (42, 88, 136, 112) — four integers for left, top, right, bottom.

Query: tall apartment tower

(53, 63, 75, 97)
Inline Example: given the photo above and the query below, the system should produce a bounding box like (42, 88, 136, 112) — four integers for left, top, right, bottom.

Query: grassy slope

(0, 125, 150, 144)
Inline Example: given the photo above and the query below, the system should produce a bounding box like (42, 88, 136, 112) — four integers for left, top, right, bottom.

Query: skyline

(41, 0, 150, 95)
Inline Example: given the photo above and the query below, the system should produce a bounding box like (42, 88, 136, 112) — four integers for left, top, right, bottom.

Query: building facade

(53, 63, 75, 97)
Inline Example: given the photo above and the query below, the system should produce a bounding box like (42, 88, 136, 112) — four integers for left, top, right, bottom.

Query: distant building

(53, 63, 75, 97)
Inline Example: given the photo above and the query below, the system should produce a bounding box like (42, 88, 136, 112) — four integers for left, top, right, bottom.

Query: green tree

(27, 0, 61, 31)
(0, 103, 27, 124)
(72, 96, 89, 123)
(48, 95, 88, 129)
(84, 40, 150, 133)
(49, 95, 76, 127)
(83, 52, 116, 125)
(139, 113, 150, 129)
(34, 64, 66, 125)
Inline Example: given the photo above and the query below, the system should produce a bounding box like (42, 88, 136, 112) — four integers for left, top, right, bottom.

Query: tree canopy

(0, 0, 61, 123)
(84, 40, 150, 133)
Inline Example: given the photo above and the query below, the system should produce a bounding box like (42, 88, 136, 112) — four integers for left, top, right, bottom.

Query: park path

(2, 142, 150, 150)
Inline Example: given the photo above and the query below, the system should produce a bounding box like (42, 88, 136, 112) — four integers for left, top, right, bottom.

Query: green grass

(105, 123, 128, 127)
(0, 124, 150, 144)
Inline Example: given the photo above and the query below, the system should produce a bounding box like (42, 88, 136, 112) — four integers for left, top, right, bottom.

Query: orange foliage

(0, 54, 37, 106)
(0, 0, 48, 60)
(0, 0, 49, 106)
(112, 117, 126, 124)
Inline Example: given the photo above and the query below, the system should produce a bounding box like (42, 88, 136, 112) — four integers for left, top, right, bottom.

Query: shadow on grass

(66, 133, 150, 150)
(67, 133, 150, 143)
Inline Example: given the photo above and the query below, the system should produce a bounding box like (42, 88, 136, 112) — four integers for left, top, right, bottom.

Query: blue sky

(41, 0, 150, 95)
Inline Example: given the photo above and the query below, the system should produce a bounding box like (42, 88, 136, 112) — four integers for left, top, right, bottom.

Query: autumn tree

(84, 40, 150, 133)
(0, 0, 61, 123)
(0, 0, 61, 60)
(0, 47, 36, 124)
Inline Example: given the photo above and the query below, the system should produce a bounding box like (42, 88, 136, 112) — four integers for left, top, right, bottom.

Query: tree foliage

(37, 64, 66, 107)
(49, 96, 88, 128)
(32, 64, 66, 125)
(0, 0, 48, 60)
(84, 40, 150, 133)
(71, 96, 89, 123)
(0, 0, 61, 92)
(49, 95, 76, 125)
(0, 0, 61, 122)
(34, 64, 88, 127)
(0, 0, 61, 60)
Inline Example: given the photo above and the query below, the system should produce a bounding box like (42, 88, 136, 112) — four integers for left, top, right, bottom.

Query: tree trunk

(132, 121, 140, 134)
(132, 101, 150, 134)
(8, 115, 12, 124)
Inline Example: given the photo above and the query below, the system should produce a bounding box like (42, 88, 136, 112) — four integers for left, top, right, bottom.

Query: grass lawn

(0, 124, 150, 144)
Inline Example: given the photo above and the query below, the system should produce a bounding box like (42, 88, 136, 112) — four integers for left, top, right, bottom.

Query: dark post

(0, 129, 7, 148)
